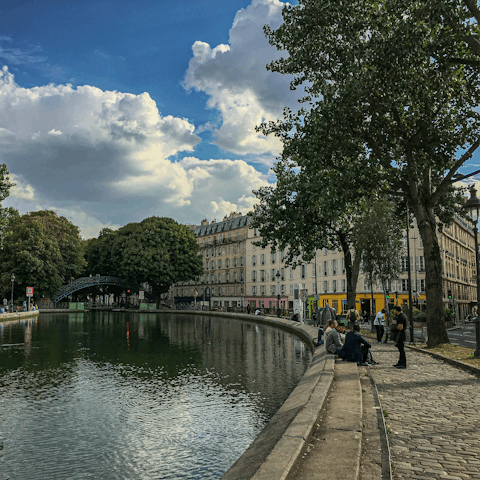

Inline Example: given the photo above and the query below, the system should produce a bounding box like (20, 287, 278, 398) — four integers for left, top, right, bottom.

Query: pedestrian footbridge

(52, 276, 136, 304)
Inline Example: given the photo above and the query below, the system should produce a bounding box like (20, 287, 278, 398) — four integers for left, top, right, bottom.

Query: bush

(413, 310, 426, 322)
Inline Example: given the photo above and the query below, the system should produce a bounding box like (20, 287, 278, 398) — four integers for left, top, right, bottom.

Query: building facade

(170, 212, 477, 321)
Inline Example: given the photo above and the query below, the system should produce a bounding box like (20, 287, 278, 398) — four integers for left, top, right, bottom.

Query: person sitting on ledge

(325, 322, 345, 356)
(342, 322, 375, 366)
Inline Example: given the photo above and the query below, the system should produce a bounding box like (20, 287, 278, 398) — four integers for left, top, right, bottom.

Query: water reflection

(0, 313, 311, 479)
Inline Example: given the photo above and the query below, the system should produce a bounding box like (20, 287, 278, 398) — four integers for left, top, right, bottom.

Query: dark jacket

(343, 331, 371, 363)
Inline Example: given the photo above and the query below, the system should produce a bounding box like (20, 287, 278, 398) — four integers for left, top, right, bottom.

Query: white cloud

(0, 66, 270, 235)
(8, 173, 36, 200)
(184, 0, 302, 157)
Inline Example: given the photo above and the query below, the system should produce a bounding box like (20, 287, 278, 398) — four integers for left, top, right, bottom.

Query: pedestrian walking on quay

(374, 309, 385, 343)
(393, 305, 407, 369)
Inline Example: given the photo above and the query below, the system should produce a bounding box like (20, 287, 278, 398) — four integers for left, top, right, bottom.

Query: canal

(0, 312, 311, 479)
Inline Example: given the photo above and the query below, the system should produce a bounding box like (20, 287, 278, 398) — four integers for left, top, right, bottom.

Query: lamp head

(466, 185, 480, 223)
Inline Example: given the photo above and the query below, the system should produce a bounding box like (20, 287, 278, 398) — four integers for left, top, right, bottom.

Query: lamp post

(10, 273, 15, 312)
(276, 270, 281, 317)
(466, 184, 480, 358)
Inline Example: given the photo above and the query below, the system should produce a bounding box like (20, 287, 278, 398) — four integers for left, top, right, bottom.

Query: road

(447, 323, 478, 349)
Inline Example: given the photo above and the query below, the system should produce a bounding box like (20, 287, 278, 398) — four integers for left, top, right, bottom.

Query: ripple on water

(0, 314, 310, 479)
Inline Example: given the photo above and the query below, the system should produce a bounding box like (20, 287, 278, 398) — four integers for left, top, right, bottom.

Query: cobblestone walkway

(368, 343, 480, 480)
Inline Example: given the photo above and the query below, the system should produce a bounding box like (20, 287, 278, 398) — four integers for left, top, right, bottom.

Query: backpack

(349, 310, 357, 323)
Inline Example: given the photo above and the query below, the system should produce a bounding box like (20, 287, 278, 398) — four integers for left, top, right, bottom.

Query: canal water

(0, 312, 311, 480)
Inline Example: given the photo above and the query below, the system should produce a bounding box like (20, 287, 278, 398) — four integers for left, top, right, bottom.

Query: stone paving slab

(367, 342, 480, 479)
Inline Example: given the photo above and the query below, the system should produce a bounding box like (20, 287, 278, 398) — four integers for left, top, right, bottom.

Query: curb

(405, 344, 480, 376)
(366, 367, 393, 480)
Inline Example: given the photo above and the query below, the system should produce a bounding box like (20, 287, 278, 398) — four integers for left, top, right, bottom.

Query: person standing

(393, 305, 407, 369)
(374, 309, 385, 343)
(247, 304, 251, 314)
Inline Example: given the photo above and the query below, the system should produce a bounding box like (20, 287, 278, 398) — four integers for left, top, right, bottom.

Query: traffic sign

(26, 287, 34, 297)
(139, 290, 144, 300)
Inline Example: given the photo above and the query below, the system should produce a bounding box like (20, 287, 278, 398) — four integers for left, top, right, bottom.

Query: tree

(353, 198, 404, 311)
(259, 0, 480, 347)
(85, 217, 203, 305)
(0, 211, 86, 299)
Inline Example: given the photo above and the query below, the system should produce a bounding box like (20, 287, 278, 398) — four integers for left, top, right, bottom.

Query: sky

(1, 0, 479, 239)
(0, 0, 305, 238)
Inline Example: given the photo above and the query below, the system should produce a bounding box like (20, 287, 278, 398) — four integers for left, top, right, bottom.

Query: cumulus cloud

(0, 66, 269, 234)
(184, 0, 302, 157)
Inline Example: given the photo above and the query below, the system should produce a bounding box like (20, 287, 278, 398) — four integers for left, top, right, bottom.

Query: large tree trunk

(413, 202, 449, 347)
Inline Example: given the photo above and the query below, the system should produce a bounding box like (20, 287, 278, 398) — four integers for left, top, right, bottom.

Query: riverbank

(0, 310, 39, 323)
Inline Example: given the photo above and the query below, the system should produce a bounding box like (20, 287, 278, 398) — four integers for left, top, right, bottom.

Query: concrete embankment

(0, 310, 39, 323)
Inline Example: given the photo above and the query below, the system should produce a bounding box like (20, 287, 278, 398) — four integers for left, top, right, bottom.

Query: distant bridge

(52, 276, 137, 304)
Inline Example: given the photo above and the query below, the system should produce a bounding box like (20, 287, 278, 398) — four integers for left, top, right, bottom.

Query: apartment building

(168, 212, 249, 308)
(170, 212, 476, 320)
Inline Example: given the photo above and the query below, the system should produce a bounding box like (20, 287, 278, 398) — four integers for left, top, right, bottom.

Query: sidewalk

(367, 342, 480, 479)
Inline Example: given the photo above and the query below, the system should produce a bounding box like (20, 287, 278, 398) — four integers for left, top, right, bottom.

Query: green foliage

(84, 217, 204, 301)
(354, 198, 403, 290)
(0, 211, 86, 298)
(258, 0, 480, 346)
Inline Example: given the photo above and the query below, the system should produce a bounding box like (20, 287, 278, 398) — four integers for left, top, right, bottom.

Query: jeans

(396, 337, 406, 366)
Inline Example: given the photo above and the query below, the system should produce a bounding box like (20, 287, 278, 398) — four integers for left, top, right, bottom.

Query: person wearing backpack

(347, 308, 359, 328)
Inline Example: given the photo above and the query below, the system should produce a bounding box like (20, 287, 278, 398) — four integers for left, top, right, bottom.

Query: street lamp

(10, 273, 15, 312)
(465, 184, 480, 358)
(276, 270, 281, 317)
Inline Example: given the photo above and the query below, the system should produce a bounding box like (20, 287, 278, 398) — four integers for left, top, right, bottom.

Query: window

(323, 281, 329, 293)
(226, 258, 230, 268)
(301, 264, 307, 278)
(281, 284, 285, 294)
(252, 271, 257, 281)
(261, 285, 266, 295)
(402, 279, 410, 292)
(234, 244, 237, 254)
(401, 256, 409, 272)
(290, 284, 294, 294)
(240, 271, 244, 281)
(260, 270, 266, 281)
(234, 272, 238, 282)
(332, 259, 337, 275)
(280, 249, 286, 262)
(271, 269, 276, 280)
(312, 264, 316, 277)
(417, 279, 425, 292)
(240, 243, 244, 253)
(271, 250, 276, 263)
(240, 256, 245, 266)
(324, 248, 328, 255)
(418, 256, 425, 272)
(332, 280, 337, 292)
(363, 278, 370, 291)
(270, 285, 276, 295)
(226, 272, 230, 282)
(341, 279, 346, 292)
(217, 260, 222, 268)
(218, 247, 222, 256)
(281, 267, 285, 281)
(226, 246, 230, 254)
(252, 286, 257, 295)
(323, 261, 329, 275)
(218, 287, 222, 296)
(261, 254, 265, 265)
(218, 274, 222, 283)
(252, 255, 256, 266)
(341, 258, 346, 273)
(234, 257, 238, 267)
(290, 267, 293, 279)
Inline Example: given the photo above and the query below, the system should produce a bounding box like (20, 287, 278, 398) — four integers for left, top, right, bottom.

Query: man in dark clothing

(393, 305, 407, 368)
(342, 323, 374, 366)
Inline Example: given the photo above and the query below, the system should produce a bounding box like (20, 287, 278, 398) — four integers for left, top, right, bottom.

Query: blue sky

(1, 0, 304, 237)
(1, 0, 479, 238)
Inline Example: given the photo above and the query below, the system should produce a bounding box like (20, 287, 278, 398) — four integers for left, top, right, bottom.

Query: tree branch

(463, 0, 480, 25)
